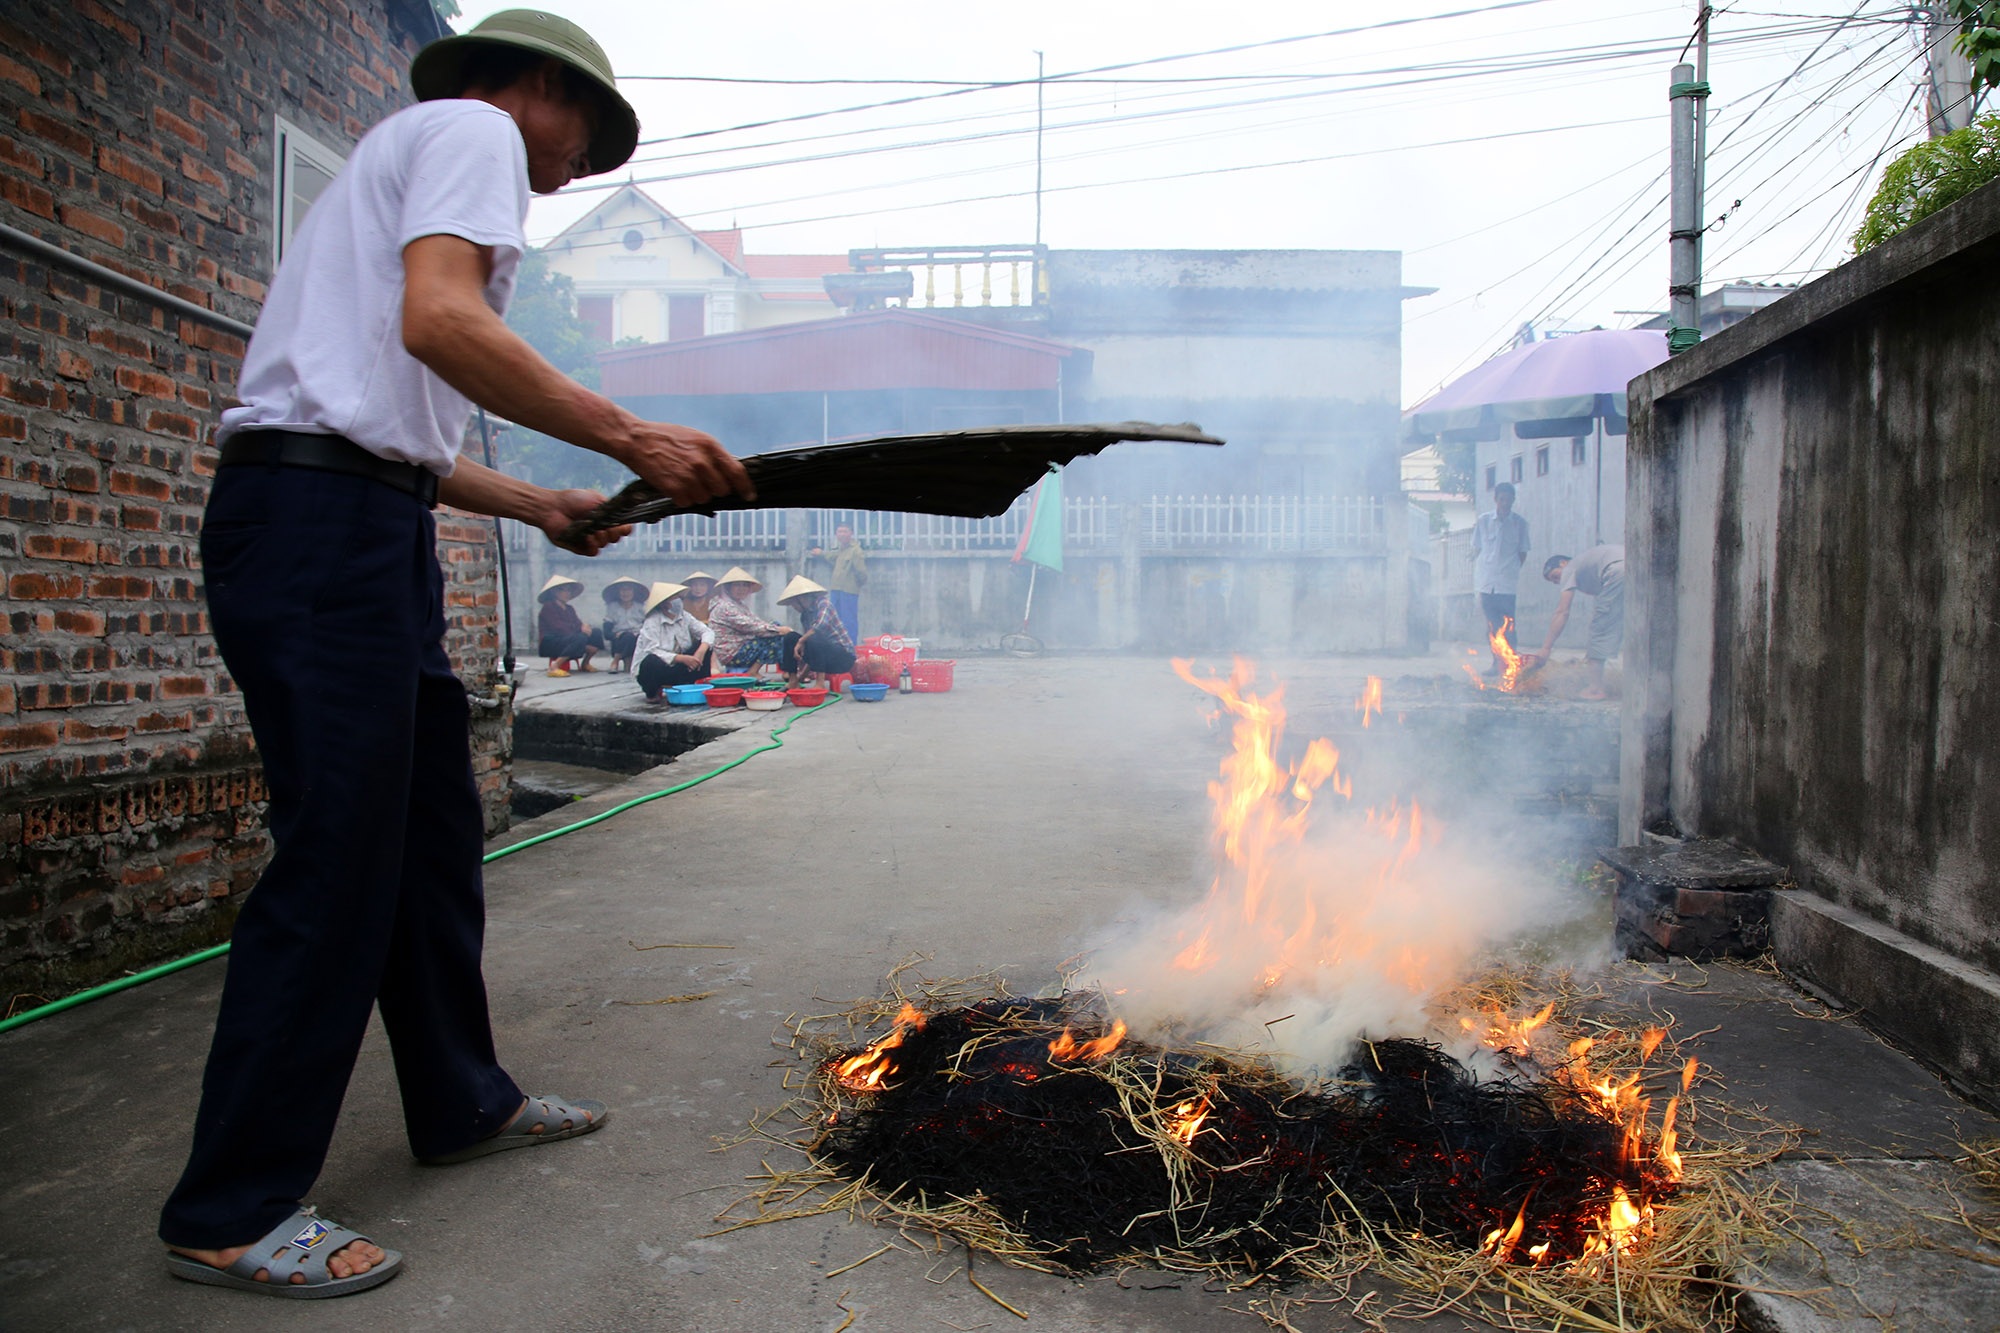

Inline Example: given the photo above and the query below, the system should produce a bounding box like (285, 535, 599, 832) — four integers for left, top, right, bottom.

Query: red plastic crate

(860, 635, 918, 673)
(909, 659, 955, 692)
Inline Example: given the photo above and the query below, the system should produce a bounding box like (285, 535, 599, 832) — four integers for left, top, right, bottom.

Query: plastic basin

(705, 687, 745, 708)
(848, 682, 890, 702)
(742, 691, 786, 711)
(664, 683, 712, 706)
(786, 687, 828, 707)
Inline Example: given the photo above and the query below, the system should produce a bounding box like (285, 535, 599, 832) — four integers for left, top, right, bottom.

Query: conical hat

(601, 576, 648, 603)
(717, 566, 762, 592)
(643, 581, 688, 616)
(776, 575, 827, 605)
(538, 573, 583, 602)
(682, 569, 718, 588)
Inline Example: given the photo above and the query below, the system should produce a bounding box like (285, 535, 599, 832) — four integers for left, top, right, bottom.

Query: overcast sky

(468, 1, 1941, 407)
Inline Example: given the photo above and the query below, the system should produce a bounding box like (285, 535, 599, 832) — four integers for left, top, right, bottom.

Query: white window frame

(272, 116, 346, 271)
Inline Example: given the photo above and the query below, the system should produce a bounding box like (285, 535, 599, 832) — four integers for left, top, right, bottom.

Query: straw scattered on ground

(712, 955, 1820, 1330)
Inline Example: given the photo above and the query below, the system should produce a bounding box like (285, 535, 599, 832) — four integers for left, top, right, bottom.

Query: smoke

(1081, 660, 1593, 1078)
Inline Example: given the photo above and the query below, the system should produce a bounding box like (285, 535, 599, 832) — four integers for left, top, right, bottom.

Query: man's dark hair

(455, 42, 601, 110)
(1544, 554, 1571, 576)
(1493, 482, 1516, 500)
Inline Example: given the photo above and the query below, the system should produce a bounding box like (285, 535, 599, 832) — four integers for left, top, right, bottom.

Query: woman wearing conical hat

(777, 575, 856, 685)
(632, 582, 713, 701)
(705, 567, 799, 679)
(535, 574, 602, 676)
(599, 575, 648, 672)
(679, 570, 716, 625)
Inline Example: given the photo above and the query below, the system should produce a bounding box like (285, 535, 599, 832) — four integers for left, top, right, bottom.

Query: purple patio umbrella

(1403, 329, 1668, 441)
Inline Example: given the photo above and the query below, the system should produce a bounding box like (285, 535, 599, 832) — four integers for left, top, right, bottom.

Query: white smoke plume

(1083, 659, 1584, 1078)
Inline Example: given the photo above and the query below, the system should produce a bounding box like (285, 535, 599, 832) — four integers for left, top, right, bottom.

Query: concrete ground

(2, 652, 1997, 1331)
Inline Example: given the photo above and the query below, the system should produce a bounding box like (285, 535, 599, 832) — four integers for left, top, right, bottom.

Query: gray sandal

(165, 1207, 402, 1299)
(419, 1092, 609, 1165)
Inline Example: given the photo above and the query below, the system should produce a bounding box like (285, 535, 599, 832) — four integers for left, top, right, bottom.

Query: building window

(1573, 436, 1589, 465)
(622, 228, 644, 252)
(1510, 455, 1524, 484)
(575, 295, 613, 345)
(1535, 445, 1550, 476)
(272, 117, 345, 269)
(1485, 464, 1497, 492)
(668, 294, 705, 342)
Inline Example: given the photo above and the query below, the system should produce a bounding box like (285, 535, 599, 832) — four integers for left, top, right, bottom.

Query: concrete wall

(1623, 180, 2000, 1093)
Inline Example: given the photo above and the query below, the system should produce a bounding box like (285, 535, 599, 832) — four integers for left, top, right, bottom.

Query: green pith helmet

(409, 8, 639, 176)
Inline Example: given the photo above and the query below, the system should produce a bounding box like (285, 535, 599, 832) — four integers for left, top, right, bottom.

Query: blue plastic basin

(848, 682, 890, 701)
(664, 683, 713, 706)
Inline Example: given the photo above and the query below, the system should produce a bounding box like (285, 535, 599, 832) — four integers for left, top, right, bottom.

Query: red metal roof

(599, 309, 1086, 396)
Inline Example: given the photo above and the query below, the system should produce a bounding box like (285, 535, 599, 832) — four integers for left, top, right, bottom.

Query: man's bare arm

(436, 455, 631, 557)
(1530, 589, 1575, 661)
(401, 234, 753, 508)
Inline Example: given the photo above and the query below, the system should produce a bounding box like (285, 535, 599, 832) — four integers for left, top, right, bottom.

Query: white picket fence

(512, 496, 1386, 555)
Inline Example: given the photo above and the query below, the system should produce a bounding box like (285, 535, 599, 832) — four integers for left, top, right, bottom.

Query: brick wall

(0, 0, 511, 1010)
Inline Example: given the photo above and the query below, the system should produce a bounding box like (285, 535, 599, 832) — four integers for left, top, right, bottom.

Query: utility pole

(1666, 7, 1712, 355)
(1921, 4, 1975, 136)
(1034, 51, 1045, 247)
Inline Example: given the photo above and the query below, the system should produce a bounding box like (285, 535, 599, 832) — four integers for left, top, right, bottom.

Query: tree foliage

(1948, 1, 2000, 95)
(1851, 112, 2000, 253)
(496, 249, 626, 492)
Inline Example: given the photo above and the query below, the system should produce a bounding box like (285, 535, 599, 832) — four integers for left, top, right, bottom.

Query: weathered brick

(0, 722, 60, 753)
(159, 675, 208, 698)
(222, 146, 256, 177)
(180, 153, 225, 190)
(152, 106, 206, 151)
(97, 145, 163, 195)
(59, 463, 100, 493)
(60, 203, 127, 248)
(0, 52, 41, 96)
(76, 0, 141, 44)
(0, 133, 41, 175)
(16, 109, 89, 158)
(88, 574, 152, 599)
(0, 174, 56, 220)
(9, 572, 85, 599)
(108, 469, 171, 500)
(119, 504, 163, 531)
(114, 368, 176, 399)
(144, 411, 199, 440)
(53, 609, 105, 635)
(55, 349, 92, 381)
(23, 534, 98, 563)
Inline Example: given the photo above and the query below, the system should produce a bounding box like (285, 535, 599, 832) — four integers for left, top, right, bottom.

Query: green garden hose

(0, 697, 839, 1036)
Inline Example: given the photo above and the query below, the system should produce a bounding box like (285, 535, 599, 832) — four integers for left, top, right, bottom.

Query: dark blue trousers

(159, 464, 521, 1248)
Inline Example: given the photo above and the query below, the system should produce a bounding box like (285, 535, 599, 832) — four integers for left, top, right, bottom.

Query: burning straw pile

(725, 966, 1796, 1331)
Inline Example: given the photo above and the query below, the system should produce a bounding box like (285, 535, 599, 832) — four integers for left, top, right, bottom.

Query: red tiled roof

(692, 229, 743, 264)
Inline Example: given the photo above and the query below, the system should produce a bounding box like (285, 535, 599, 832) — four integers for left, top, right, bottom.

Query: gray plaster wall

(1623, 179, 2000, 974)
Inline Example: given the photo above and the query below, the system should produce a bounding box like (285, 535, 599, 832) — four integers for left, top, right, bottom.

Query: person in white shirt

(160, 10, 752, 1300)
(1471, 481, 1530, 673)
(633, 581, 715, 700)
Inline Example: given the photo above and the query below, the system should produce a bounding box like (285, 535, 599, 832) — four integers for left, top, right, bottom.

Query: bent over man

(1525, 545, 1625, 701)
(159, 10, 752, 1299)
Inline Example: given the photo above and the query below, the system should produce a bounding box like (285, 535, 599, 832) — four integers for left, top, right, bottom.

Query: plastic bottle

(898, 663, 912, 694)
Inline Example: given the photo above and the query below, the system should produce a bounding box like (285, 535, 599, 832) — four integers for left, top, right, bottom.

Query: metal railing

(510, 496, 1387, 556)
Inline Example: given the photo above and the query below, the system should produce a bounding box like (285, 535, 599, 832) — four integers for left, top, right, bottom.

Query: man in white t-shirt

(160, 11, 752, 1300)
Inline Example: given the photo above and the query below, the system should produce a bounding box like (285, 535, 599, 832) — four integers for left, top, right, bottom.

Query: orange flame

(1356, 675, 1383, 728)
(831, 1003, 925, 1092)
(1049, 1018, 1127, 1062)
(1581, 1184, 1652, 1258)
(1462, 617, 1529, 693)
(1167, 1095, 1211, 1145)
(1468, 1000, 1555, 1057)
(1479, 1201, 1529, 1262)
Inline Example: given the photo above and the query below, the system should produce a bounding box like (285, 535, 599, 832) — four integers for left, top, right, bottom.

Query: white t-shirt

(218, 100, 531, 474)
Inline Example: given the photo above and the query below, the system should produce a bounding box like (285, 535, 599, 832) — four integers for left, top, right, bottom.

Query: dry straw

(715, 956, 1814, 1331)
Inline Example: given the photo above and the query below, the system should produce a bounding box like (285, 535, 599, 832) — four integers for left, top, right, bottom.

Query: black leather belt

(220, 429, 440, 508)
